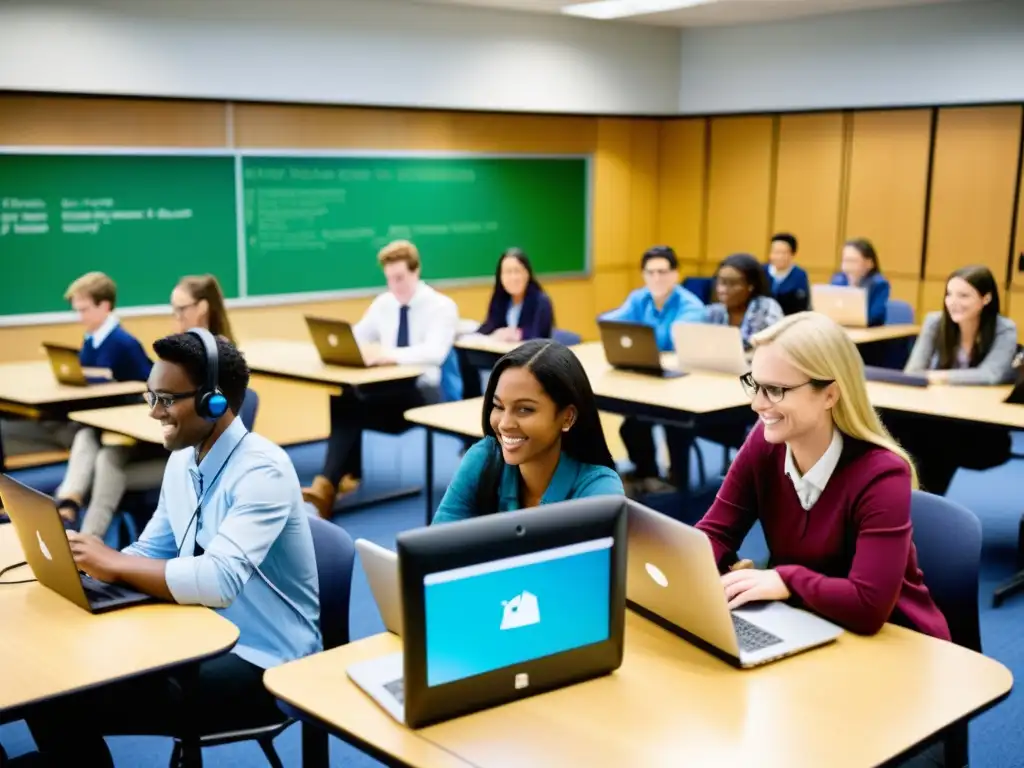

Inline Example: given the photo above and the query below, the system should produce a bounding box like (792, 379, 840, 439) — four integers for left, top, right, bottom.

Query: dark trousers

(883, 411, 1011, 496)
(619, 418, 695, 487)
(322, 387, 429, 486)
(23, 652, 282, 767)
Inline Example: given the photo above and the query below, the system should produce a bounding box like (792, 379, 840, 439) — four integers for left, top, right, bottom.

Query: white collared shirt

(768, 264, 792, 284)
(353, 281, 458, 388)
(784, 428, 844, 510)
(88, 314, 120, 349)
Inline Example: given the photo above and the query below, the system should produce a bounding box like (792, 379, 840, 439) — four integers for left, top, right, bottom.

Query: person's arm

(867, 276, 890, 327)
(123, 336, 154, 382)
(432, 440, 489, 524)
(903, 313, 939, 373)
(751, 297, 784, 336)
(599, 291, 641, 323)
(353, 298, 384, 346)
(794, 268, 811, 312)
(523, 292, 554, 340)
(476, 293, 502, 337)
(391, 296, 459, 368)
(574, 467, 626, 498)
(676, 290, 707, 323)
(694, 428, 764, 571)
(774, 462, 912, 635)
(945, 318, 1019, 385)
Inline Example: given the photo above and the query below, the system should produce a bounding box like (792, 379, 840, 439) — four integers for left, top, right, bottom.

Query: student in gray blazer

(885, 265, 1017, 495)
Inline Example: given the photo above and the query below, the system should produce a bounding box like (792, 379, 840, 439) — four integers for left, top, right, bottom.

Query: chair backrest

(306, 516, 356, 650)
(552, 328, 582, 347)
(239, 388, 260, 431)
(682, 276, 713, 304)
(909, 491, 983, 652)
(885, 299, 914, 325)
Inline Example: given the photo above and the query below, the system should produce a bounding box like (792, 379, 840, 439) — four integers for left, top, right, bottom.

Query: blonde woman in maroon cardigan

(695, 312, 950, 641)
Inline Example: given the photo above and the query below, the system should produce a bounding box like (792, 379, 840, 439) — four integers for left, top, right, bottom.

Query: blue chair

(552, 328, 582, 346)
(885, 299, 914, 325)
(873, 299, 916, 369)
(439, 349, 463, 402)
(170, 516, 356, 767)
(910, 490, 982, 768)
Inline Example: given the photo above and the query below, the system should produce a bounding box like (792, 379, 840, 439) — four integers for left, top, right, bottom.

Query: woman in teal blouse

(433, 340, 624, 524)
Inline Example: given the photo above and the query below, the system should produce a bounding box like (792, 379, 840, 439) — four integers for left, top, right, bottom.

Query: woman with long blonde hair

(695, 312, 949, 641)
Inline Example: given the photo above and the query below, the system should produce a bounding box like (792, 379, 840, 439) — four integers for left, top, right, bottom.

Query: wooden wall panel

(1006, 290, 1024, 342)
(656, 119, 707, 269)
(925, 106, 1022, 280)
(917, 278, 947, 319)
(705, 116, 775, 267)
(0, 95, 227, 147)
(627, 120, 660, 265)
(845, 110, 932, 278)
(592, 119, 633, 273)
(772, 113, 845, 271)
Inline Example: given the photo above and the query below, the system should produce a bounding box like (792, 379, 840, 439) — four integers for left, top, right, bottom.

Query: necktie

(397, 305, 410, 348)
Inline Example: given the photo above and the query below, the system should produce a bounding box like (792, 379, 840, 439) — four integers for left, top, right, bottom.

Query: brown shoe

(302, 475, 337, 519)
(337, 474, 361, 496)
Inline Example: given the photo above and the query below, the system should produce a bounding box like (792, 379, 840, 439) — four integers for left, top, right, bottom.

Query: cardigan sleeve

(945, 317, 1019, 385)
(524, 291, 554, 340)
(904, 312, 940, 373)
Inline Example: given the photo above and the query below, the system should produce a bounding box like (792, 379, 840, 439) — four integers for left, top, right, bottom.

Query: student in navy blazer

(765, 233, 810, 315)
(477, 248, 554, 342)
(830, 238, 890, 327)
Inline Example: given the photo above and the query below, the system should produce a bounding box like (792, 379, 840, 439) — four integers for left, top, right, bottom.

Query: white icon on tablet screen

(500, 591, 540, 630)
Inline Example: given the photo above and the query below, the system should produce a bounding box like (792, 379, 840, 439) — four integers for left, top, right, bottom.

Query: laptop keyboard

(80, 573, 132, 605)
(383, 678, 406, 705)
(731, 613, 784, 653)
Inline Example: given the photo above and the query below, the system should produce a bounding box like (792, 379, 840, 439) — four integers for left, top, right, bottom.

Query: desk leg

(424, 428, 435, 526)
(302, 722, 329, 768)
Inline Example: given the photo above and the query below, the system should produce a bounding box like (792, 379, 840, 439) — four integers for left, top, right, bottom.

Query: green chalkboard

(241, 155, 588, 297)
(0, 153, 239, 316)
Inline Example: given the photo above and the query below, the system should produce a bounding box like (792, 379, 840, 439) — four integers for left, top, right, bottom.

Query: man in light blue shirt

(601, 246, 706, 496)
(26, 332, 321, 767)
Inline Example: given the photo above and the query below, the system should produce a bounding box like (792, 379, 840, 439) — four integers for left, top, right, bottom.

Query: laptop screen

(422, 537, 613, 687)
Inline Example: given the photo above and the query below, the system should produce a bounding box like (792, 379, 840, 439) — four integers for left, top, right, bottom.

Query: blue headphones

(187, 327, 229, 421)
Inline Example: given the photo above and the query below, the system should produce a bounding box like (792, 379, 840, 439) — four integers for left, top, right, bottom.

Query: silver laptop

(626, 501, 842, 667)
(671, 322, 749, 376)
(810, 284, 868, 328)
(355, 539, 403, 635)
(0, 474, 151, 613)
(304, 315, 367, 367)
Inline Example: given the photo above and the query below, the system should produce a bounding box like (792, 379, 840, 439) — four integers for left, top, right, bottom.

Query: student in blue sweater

(830, 238, 891, 327)
(433, 340, 623, 524)
(765, 233, 810, 315)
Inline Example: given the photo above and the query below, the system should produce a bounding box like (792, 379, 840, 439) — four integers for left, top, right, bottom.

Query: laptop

(810, 285, 868, 328)
(671, 322, 749, 376)
(0, 474, 151, 613)
(356, 538, 403, 635)
(625, 501, 842, 668)
(347, 496, 629, 728)
(863, 366, 929, 388)
(1006, 357, 1024, 405)
(305, 315, 367, 367)
(598, 320, 683, 378)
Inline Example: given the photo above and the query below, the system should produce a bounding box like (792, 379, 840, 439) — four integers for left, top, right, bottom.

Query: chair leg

(258, 736, 285, 768)
(690, 442, 706, 488)
(169, 739, 202, 768)
(944, 722, 969, 768)
(993, 569, 1024, 607)
(168, 741, 181, 768)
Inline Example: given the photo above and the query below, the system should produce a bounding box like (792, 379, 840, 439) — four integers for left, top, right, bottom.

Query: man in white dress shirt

(302, 240, 458, 517)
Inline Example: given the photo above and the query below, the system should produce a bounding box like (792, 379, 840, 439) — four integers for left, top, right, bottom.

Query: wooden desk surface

(867, 380, 1024, 428)
(0, 361, 146, 408)
(241, 340, 425, 387)
(453, 335, 520, 356)
(845, 324, 920, 344)
(69, 404, 163, 444)
(0, 525, 239, 712)
(265, 612, 1012, 768)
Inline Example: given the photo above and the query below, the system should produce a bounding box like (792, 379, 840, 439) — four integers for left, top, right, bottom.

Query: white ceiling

(413, 0, 978, 27)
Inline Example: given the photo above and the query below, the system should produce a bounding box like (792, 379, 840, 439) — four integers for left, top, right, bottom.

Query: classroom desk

(0, 361, 147, 472)
(0, 524, 239, 716)
(845, 324, 919, 344)
(404, 398, 628, 525)
(867, 381, 1024, 429)
(264, 610, 1012, 768)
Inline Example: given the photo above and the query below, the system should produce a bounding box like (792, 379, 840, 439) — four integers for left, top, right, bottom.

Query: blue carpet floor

(3, 430, 1024, 767)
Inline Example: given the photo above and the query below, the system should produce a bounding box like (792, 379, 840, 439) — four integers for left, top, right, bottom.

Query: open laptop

(347, 496, 628, 728)
(863, 366, 929, 388)
(356, 538, 403, 635)
(598, 320, 683, 378)
(671, 322, 749, 376)
(304, 315, 367, 367)
(0, 474, 151, 613)
(810, 285, 868, 328)
(625, 501, 842, 668)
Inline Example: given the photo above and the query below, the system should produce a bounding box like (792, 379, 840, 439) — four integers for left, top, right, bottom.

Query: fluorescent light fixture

(562, 0, 718, 19)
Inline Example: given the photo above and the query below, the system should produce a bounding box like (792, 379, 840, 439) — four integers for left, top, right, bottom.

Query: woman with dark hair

(705, 253, 784, 349)
(885, 265, 1018, 495)
(830, 238, 890, 327)
(433, 340, 624, 523)
(477, 248, 555, 342)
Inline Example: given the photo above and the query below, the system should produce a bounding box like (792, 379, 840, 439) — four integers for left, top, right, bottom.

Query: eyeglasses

(643, 268, 675, 278)
(738, 372, 832, 404)
(144, 390, 198, 409)
(171, 302, 197, 318)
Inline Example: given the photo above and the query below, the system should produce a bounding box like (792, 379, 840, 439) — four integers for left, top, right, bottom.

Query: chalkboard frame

(0, 146, 593, 326)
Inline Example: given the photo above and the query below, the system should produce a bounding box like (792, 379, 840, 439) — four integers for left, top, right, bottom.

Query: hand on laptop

(720, 568, 790, 610)
(926, 370, 950, 384)
(66, 531, 122, 584)
(490, 327, 522, 343)
(361, 344, 396, 367)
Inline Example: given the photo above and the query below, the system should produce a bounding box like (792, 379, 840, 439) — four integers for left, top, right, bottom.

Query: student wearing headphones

(885, 265, 1017, 495)
(23, 331, 321, 767)
(831, 238, 890, 327)
(695, 312, 949, 642)
(433, 340, 623, 523)
(52, 274, 235, 535)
